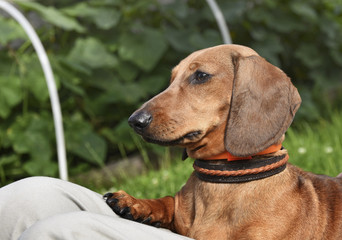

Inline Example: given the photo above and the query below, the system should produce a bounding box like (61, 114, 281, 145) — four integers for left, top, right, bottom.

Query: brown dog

(104, 45, 342, 239)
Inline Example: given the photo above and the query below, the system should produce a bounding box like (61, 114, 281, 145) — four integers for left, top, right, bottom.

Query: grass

(285, 111, 342, 176)
(99, 111, 342, 198)
(105, 158, 193, 199)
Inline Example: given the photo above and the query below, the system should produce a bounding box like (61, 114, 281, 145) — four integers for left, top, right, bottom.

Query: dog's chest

(174, 170, 313, 239)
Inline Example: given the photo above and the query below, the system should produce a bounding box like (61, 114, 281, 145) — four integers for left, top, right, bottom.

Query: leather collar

(193, 153, 289, 183)
(205, 144, 282, 161)
(182, 144, 282, 161)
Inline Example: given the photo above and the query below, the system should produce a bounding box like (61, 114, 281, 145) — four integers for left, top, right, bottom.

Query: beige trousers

(0, 177, 191, 240)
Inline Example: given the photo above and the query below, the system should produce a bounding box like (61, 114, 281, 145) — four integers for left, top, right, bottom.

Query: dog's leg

(104, 191, 175, 229)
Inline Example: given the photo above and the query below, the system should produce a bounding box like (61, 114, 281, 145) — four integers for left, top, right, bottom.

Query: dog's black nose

(128, 111, 152, 132)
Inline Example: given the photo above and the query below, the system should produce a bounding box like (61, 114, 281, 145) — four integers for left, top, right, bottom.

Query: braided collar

(193, 153, 289, 183)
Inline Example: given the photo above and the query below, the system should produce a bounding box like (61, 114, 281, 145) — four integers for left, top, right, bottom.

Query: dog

(104, 44, 342, 239)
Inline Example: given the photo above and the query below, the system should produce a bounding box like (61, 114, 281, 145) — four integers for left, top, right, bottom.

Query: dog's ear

(225, 55, 301, 156)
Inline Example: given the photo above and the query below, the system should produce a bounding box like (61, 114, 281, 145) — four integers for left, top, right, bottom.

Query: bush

(0, 0, 341, 185)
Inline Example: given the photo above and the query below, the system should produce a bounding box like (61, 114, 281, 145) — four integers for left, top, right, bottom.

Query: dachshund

(104, 44, 342, 239)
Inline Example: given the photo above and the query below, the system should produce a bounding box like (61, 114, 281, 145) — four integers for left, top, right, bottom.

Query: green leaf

(65, 114, 107, 165)
(113, 61, 140, 82)
(189, 30, 221, 50)
(101, 121, 136, 150)
(164, 27, 195, 53)
(249, 8, 306, 33)
(219, 1, 249, 23)
(91, 8, 121, 29)
(119, 28, 168, 71)
(17, 1, 85, 33)
(66, 37, 118, 70)
(93, 82, 147, 104)
(7, 114, 53, 158)
(162, 0, 189, 19)
(0, 75, 22, 118)
(0, 154, 21, 184)
(20, 54, 50, 102)
(140, 71, 168, 95)
(0, 17, 26, 45)
(294, 87, 320, 121)
(290, 2, 318, 21)
(330, 49, 342, 66)
(63, 3, 121, 30)
(112, 120, 136, 149)
(248, 8, 273, 23)
(6, 114, 54, 176)
(0, 154, 19, 168)
(295, 44, 322, 68)
(83, 81, 146, 117)
(251, 34, 283, 66)
(23, 158, 57, 176)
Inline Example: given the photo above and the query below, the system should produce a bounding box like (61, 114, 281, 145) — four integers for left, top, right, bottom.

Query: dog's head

(128, 44, 301, 159)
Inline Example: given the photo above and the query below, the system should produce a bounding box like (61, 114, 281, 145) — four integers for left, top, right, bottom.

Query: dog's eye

(191, 71, 212, 84)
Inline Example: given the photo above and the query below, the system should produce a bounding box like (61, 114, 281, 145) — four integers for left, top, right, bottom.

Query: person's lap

(0, 177, 191, 240)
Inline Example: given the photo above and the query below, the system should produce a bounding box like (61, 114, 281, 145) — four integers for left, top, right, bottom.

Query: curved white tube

(206, 0, 232, 44)
(0, 0, 68, 181)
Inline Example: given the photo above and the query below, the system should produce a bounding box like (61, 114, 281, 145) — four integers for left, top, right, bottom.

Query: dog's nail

(142, 217, 152, 224)
(103, 193, 113, 200)
(123, 212, 134, 221)
(106, 198, 118, 207)
(152, 221, 161, 228)
(135, 217, 144, 223)
(119, 207, 130, 216)
(112, 204, 121, 215)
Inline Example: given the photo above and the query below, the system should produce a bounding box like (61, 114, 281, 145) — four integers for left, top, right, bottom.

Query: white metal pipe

(0, 0, 68, 180)
(206, 0, 232, 44)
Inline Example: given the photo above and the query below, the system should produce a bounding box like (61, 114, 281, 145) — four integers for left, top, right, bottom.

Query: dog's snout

(128, 111, 152, 132)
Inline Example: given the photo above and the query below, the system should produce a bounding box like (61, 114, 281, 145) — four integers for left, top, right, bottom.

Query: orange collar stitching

(205, 144, 282, 161)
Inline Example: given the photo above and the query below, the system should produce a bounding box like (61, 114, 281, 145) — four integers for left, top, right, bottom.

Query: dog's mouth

(142, 130, 202, 146)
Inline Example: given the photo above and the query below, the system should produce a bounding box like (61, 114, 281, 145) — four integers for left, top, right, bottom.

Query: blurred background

(0, 0, 342, 195)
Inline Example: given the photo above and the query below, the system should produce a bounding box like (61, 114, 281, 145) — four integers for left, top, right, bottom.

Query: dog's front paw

(103, 191, 161, 227)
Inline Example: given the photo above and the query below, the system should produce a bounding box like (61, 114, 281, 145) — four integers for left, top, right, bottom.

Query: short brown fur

(106, 45, 342, 239)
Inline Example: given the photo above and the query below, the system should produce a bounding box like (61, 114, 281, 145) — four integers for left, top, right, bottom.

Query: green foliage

(0, 0, 341, 185)
(0, 17, 26, 44)
(0, 75, 22, 118)
(18, 1, 86, 32)
(66, 37, 118, 72)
